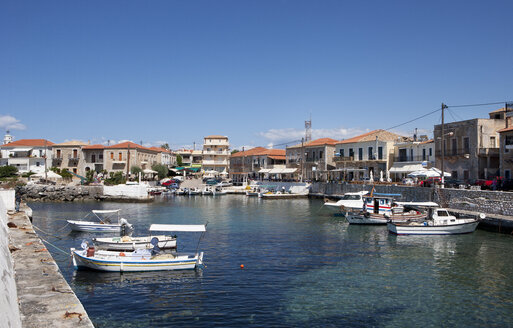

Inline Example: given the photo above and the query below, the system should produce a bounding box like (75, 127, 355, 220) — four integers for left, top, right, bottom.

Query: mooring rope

(39, 236, 71, 256)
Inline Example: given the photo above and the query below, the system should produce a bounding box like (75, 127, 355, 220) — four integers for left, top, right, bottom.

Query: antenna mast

(305, 115, 312, 142)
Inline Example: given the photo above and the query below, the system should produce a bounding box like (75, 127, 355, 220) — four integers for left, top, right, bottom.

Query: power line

(384, 108, 441, 131)
(447, 101, 507, 108)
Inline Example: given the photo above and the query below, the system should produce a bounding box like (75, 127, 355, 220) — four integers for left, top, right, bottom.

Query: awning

(281, 168, 297, 174)
(143, 169, 158, 174)
(11, 147, 33, 152)
(389, 163, 425, 174)
(112, 161, 126, 164)
(187, 167, 201, 172)
(92, 209, 121, 214)
(149, 224, 206, 232)
(259, 169, 271, 173)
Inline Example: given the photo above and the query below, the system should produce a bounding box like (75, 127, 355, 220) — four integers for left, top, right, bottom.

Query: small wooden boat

(67, 210, 132, 233)
(72, 224, 207, 272)
(387, 209, 483, 235)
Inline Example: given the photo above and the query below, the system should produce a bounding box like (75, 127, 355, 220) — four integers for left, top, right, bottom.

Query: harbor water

(31, 195, 513, 327)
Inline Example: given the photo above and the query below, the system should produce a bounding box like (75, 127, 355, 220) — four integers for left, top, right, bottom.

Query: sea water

(31, 195, 513, 327)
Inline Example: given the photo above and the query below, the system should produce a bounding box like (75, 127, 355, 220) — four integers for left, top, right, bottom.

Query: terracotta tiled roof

(419, 139, 434, 144)
(204, 135, 228, 139)
(2, 139, 54, 147)
(490, 107, 506, 114)
(83, 144, 105, 150)
(337, 130, 404, 144)
(287, 138, 339, 149)
(106, 142, 157, 152)
(231, 147, 267, 157)
(268, 155, 286, 160)
(497, 126, 513, 133)
(52, 141, 89, 146)
(149, 147, 172, 153)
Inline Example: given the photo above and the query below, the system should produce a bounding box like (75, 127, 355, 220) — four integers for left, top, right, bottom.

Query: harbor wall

(0, 190, 22, 328)
(311, 182, 513, 217)
(252, 181, 310, 194)
(103, 183, 152, 200)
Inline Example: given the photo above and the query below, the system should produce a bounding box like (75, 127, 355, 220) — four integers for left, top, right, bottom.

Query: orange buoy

(240, 264, 244, 269)
(119, 252, 126, 257)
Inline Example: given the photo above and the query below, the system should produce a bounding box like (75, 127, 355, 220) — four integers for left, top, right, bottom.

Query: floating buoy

(240, 264, 244, 269)
(119, 252, 126, 257)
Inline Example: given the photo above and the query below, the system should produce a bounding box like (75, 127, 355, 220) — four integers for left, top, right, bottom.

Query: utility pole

(44, 139, 47, 180)
(126, 143, 131, 178)
(301, 137, 304, 182)
(242, 146, 245, 185)
(440, 103, 448, 187)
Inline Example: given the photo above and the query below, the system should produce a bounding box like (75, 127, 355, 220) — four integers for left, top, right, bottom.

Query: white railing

(202, 150, 230, 155)
(202, 160, 228, 165)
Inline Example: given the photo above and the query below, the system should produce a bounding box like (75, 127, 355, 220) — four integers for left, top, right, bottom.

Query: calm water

(31, 195, 513, 327)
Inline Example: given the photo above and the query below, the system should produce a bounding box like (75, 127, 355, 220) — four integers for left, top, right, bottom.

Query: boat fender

(87, 247, 95, 257)
(364, 212, 370, 218)
(119, 252, 126, 257)
(423, 222, 428, 226)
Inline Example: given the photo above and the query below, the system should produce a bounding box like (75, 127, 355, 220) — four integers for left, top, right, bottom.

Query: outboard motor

(119, 218, 133, 237)
(151, 237, 160, 256)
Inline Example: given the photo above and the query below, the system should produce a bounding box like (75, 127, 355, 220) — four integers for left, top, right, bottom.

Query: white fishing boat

(201, 187, 213, 195)
(346, 193, 435, 225)
(67, 210, 133, 233)
(258, 189, 309, 199)
(71, 224, 207, 272)
(323, 191, 368, 214)
(213, 187, 228, 195)
(176, 188, 188, 195)
(388, 209, 483, 235)
(189, 188, 201, 195)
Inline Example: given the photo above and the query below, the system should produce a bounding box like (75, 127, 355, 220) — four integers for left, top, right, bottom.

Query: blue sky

(1, 0, 512, 149)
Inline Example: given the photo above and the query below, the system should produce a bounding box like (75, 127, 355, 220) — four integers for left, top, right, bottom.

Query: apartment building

(334, 130, 404, 181)
(202, 135, 230, 173)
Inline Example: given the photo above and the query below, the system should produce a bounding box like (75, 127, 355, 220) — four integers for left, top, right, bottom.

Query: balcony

(478, 148, 499, 156)
(435, 148, 471, 158)
(202, 160, 228, 165)
(334, 156, 355, 162)
(394, 155, 433, 162)
(202, 150, 230, 156)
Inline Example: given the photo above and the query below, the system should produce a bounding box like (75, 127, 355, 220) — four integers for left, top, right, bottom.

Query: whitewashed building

(0, 139, 54, 173)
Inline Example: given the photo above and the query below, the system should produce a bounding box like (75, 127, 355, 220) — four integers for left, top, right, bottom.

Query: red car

(420, 177, 441, 187)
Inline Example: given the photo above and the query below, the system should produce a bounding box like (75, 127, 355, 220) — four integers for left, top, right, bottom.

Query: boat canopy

(92, 209, 121, 214)
(369, 193, 402, 197)
(149, 224, 206, 232)
(396, 201, 439, 207)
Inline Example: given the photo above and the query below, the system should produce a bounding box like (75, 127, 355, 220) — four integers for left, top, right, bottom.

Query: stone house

(81, 144, 105, 174)
(389, 137, 434, 181)
(286, 138, 338, 182)
(334, 130, 405, 181)
(433, 108, 510, 181)
(104, 142, 158, 176)
(498, 126, 513, 180)
(51, 141, 89, 175)
(230, 147, 287, 184)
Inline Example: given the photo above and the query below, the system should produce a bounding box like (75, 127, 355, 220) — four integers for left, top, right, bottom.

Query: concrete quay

(8, 205, 94, 328)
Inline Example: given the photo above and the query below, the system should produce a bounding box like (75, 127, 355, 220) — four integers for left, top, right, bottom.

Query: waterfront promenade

(8, 204, 93, 328)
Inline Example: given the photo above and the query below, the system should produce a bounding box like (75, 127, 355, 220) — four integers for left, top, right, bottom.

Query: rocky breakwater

(19, 185, 103, 202)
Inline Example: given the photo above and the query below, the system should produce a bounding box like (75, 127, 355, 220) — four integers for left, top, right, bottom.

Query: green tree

(130, 165, 142, 176)
(0, 165, 18, 178)
(104, 171, 125, 185)
(151, 163, 169, 180)
(160, 143, 170, 150)
(176, 154, 183, 166)
(85, 170, 95, 184)
(231, 149, 240, 155)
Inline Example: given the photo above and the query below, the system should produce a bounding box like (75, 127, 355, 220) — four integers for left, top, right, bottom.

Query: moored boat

(71, 223, 207, 272)
(93, 235, 177, 251)
(387, 209, 483, 235)
(323, 191, 368, 215)
(67, 209, 133, 233)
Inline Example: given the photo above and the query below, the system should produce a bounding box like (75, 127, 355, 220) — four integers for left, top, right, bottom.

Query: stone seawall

(18, 184, 153, 202)
(311, 183, 513, 217)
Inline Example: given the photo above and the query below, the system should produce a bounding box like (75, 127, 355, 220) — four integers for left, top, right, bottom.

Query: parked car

(205, 179, 220, 185)
(420, 177, 441, 187)
(444, 178, 465, 189)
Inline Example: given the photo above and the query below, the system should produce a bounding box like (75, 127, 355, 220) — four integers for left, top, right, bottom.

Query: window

(110, 152, 114, 159)
(368, 147, 373, 160)
(319, 150, 323, 159)
(410, 149, 413, 161)
(36, 162, 40, 167)
(464, 137, 470, 153)
(91, 154, 96, 163)
(506, 170, 511, 180)
(358, 148, 363, 161)
(56, 149, 61, 158)
(99, 154, 103, 160)
(463, 170, 469, 180)
(378, 147, 383, 160)
(349, 148, 354, 158)
(452, 171, 458, 179)
(490, 136, 496, 148)
(429, 148, 432, 156)
(119, 152, 122, 161)
(340, 149, 344, 157)
(422, 149, 426, 161)
(73, 149, 78, 158)
(451, 138, 457, 155)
